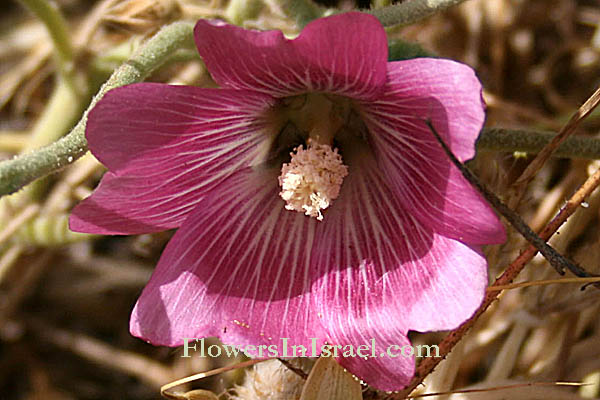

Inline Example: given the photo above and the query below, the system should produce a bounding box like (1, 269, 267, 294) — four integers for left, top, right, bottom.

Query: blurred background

(1, 0, 600, 398)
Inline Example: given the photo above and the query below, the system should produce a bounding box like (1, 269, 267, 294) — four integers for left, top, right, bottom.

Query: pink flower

(69, 12, 505, 390)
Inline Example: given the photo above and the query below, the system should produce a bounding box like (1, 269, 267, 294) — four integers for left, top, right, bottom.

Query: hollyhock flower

(69, 12, 505, 390)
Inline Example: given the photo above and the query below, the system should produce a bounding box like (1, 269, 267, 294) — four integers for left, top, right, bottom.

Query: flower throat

(275, 93, 351, 221)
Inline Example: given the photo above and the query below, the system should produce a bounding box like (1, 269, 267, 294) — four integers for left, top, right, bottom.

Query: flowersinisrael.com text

(181, 338, 440, 360)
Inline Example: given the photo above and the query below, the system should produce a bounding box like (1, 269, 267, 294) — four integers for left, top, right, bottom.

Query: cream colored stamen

(278, 139, 348, 221)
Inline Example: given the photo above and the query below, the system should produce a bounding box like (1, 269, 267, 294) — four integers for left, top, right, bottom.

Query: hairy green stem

(279, 0, 469, 27)
(18, 0, 75, 80)
(0, 21, 195, 197)
(478, 128, 600, 160)
(367, 0, 468, 27)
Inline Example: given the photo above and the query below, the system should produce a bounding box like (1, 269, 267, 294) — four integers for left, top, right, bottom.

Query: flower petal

(130, 168, 327, 349)
(69, 83, 274, 235)
(360, 58, 506, 245)
(316, 265, 415, 391)
(194, 12, 387, 98)
(312, 155, 488, 390)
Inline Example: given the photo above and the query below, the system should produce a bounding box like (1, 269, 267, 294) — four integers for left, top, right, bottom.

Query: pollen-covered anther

(278, 140, 348, 221)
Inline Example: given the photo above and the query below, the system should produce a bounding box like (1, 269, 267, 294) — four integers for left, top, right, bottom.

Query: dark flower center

(262, 93, 368, 220)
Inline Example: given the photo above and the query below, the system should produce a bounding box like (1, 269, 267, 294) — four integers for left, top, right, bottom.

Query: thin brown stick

(406, 381, 585, 398)
(510, 85, 600, 206)
(487, 276, 600, 291)
(384, 166, 600, 399)
(278, 358, 309, 379)
(161, 359, 268, 397)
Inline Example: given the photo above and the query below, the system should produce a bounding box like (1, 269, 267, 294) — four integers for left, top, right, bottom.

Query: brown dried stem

(509, 85, 600, 207)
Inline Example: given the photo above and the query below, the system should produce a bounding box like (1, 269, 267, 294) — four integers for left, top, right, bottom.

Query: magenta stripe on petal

(70, 84, 274, 235)
(360, 59, 506, 245)
(130, 168, 327, 349)
(194, 12, 388, 98)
